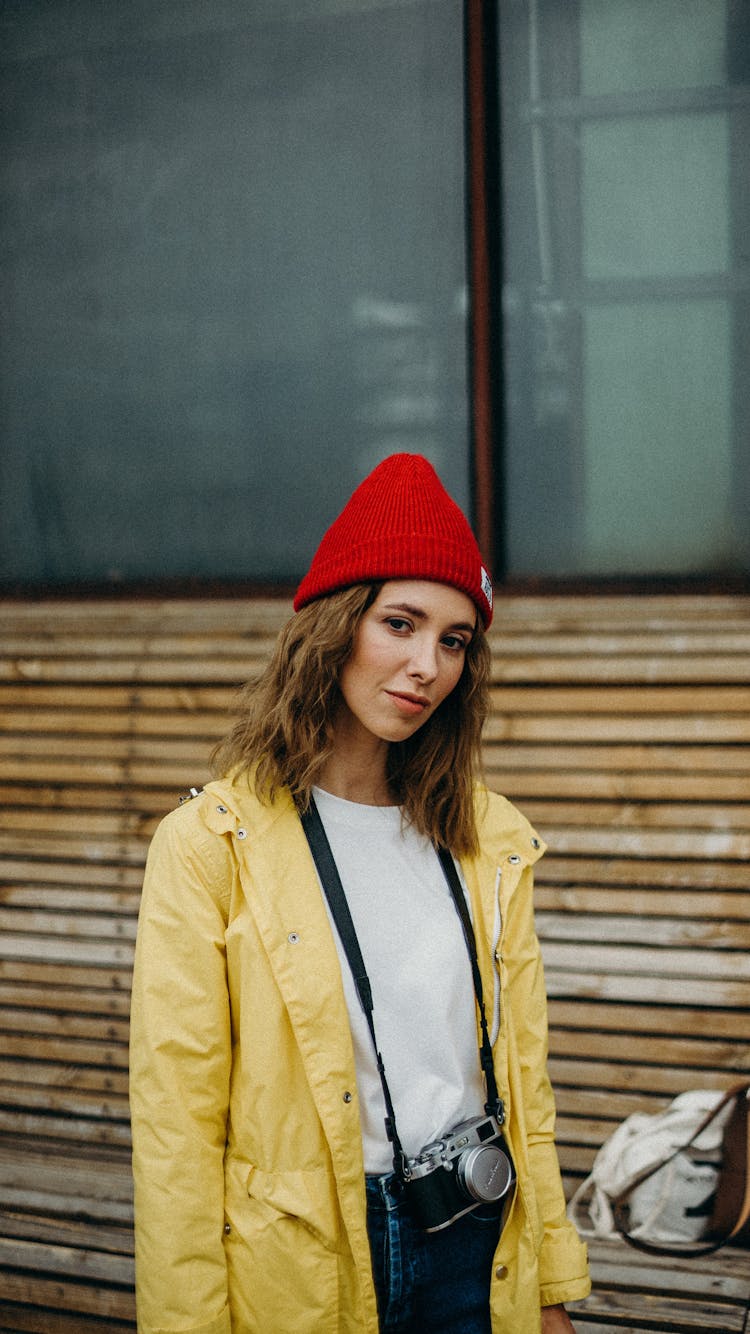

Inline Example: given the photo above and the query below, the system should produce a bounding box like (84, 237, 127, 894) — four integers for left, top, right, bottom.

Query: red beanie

(293, 453, 493, 628)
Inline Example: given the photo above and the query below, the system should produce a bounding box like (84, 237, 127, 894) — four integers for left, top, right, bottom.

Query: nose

(406, 634, 439, 684)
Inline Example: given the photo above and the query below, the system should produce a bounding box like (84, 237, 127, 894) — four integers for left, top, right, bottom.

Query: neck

(317, 722, 394, 807)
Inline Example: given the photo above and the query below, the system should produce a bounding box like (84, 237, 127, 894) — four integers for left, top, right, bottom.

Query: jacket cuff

(540, 1273, 592, 1308)
(537, 1225, 591, 1307)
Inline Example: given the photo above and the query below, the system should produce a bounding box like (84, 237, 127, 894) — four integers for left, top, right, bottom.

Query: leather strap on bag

(613, 1081, 750, 1257)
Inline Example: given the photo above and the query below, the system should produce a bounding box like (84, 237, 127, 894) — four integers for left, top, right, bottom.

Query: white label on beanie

(481, 566, 493, 611)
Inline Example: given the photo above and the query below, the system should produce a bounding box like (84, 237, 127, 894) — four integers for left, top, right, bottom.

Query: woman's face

(335, 580, 476, 751)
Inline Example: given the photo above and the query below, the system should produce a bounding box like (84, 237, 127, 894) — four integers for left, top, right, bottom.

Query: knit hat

(293, 453, 493, 627)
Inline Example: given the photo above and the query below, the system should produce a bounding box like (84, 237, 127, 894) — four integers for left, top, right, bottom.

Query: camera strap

(433, 845, 504, 1122)
(299, 796, 408, 1174)
(299, 796, 504, 1177)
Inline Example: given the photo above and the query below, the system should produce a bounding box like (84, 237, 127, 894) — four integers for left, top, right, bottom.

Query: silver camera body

(402, 1113, 515, 1232)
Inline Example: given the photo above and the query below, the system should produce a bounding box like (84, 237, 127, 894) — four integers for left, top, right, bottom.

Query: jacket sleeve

(503, 862, 591, 1309)
(129, 802, 233, 1334)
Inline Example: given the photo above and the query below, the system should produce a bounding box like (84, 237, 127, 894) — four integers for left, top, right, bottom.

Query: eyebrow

(381, 602, 477, 634)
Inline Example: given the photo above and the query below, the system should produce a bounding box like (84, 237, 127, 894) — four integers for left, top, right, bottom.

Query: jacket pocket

(244, 1163, 344, 1252)
(223, 1164, 345, 1332)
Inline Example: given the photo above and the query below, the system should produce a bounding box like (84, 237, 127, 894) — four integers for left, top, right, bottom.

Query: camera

(401, 1113, 515, 1232)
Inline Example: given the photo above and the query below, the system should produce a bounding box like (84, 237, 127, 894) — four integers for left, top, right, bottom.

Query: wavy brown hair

(211, 583, 491, 855)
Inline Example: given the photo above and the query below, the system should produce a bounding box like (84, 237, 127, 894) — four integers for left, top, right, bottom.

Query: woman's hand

(541, 1304, 577, 1333)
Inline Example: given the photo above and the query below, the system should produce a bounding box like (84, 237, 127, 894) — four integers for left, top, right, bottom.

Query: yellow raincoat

(129, 773, 590, 1333)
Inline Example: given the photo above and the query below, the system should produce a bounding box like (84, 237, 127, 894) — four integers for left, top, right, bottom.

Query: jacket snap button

(495, 1264, 508, 1279)
(224, 1223, 231, 1235)
(508, 854, 521, 864)
(216, 804, 228, 814)
(236, 828, 247, 840)
(287, 932, 300, 944)
(531, 837, 540, 849)
(343, 1091, 353, 1103)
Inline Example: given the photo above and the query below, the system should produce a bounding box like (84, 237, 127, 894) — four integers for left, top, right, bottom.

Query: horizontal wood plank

(0, 1212, 133, 1257)
(0, 1303, 135, 1334)
(538, 911, 750, 950)
(0, 1235, 133, 1285)
(0, 1273, 135, 1321)
(536, 885, 750, 920)
(545, 969, 750, 1008)
(0, 1060, 130, 1097)
(547, 998, 749, 1040)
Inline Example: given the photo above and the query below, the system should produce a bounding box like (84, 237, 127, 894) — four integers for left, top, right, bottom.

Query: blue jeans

(365, 1173, 502, 1333)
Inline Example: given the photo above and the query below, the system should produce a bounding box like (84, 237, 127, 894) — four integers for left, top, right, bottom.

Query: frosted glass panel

(499, 0, 746, 579)
(580, 0, 726, 95)
(583, 115, 730, 279)
(584, 302, 734, 573)
(0, 1, 469, 587)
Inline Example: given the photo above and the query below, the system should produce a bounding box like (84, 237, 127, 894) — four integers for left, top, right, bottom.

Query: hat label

(481, 566, 493, 611)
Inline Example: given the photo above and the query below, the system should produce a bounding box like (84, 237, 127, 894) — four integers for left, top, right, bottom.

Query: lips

(386, 691, 430, 717)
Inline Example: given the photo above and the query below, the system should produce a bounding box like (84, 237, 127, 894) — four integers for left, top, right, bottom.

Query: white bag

(568, 1090, 733, 1246)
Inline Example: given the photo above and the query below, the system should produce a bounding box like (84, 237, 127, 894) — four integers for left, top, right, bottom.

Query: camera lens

(458, 1144, 513, 1203)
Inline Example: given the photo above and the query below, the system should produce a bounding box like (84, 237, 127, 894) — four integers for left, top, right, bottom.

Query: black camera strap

(433, 844, 504, 1122)
(299, 796, 504, 1177)
(299, 797, 408, 1174)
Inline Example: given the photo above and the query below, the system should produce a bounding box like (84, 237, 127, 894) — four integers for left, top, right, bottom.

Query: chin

(383, 718, 429, 743)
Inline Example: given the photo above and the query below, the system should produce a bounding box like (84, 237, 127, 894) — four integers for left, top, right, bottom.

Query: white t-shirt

(312, 787, 486, 1175)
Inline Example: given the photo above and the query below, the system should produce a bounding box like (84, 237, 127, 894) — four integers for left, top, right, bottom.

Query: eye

(385, 616, 413, 633)
(441, 634, 468, 652)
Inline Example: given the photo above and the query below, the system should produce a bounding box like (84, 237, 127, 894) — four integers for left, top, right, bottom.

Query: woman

(130, 453, 590, 1334)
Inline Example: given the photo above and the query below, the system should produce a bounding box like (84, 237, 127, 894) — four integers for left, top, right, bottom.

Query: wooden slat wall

(0, 593, 748, 1332)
